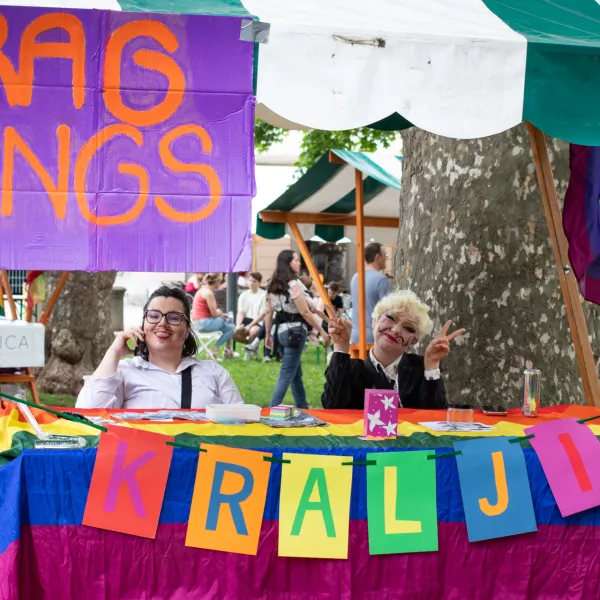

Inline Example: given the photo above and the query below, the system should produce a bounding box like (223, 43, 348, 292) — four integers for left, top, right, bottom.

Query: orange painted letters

(0, 14, 85, 108)
(155, 124, 222, 223)
(1, 125, 70, 218)
(103, 20, 185, 127)
(75, 124, 149, 226)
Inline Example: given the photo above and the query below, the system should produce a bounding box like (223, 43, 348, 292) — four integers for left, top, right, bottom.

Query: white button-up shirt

(369, 349, 402, 385)
(76, 356, 243, 410)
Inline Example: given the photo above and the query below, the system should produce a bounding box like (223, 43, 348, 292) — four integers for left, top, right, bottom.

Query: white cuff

(424, 368, 441, 381)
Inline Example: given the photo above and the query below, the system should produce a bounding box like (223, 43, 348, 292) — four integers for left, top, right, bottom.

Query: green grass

(35, 345, 328, 409)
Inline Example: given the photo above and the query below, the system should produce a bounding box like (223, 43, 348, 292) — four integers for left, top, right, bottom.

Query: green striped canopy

(12, 0, 600, 142)
(256, 150, 402, 243)
(243, 0, 600, 143)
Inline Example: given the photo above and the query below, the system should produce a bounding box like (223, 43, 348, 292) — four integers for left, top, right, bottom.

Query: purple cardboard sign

(526, 418, 600, 517)
(0, 7, 254, 272)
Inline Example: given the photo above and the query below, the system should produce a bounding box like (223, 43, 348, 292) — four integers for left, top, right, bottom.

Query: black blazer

(321, 352, 447, 410)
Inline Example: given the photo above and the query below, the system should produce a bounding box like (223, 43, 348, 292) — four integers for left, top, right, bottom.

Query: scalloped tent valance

(20, 0, 600, 142)
(243, 0, 600, 144)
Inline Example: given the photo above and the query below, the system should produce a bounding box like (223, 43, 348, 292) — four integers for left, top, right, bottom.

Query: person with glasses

(76, 286, 243, 409)
(320, 290, 466, 410)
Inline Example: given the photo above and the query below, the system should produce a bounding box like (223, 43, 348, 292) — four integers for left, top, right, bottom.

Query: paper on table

(112, 411, 210, 422)
(419, 421, 494, 433)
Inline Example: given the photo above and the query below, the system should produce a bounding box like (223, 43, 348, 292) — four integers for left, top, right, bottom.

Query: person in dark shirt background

(319, 282, 344, 333)
(320, 290, 466, 410)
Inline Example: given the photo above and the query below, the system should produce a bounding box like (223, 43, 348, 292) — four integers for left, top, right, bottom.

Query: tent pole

(39, 272, 70, 326)
(286, 218, 334, 312)
(0, 271, 18, 320)
(355, 168, 368, 360)
(526, 122, 600, 407)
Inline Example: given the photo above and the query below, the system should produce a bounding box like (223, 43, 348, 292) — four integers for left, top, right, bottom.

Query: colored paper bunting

(278, 453, 353, 559)
(454, 437, 537, 542)
(366, 450, 438, 554)
(186, 444, 272, 555)
(79, 418, 600, 558)
(526, 418, 600, 517)
(83, 426, 173, 538)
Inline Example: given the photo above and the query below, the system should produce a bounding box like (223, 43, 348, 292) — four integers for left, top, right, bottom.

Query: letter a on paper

(186, 444, 271, 555)
(83, 426, 173, 538)
(366, 450, 438, 555)
(279, 453, 352, 559)
(455, 437, 536, 542)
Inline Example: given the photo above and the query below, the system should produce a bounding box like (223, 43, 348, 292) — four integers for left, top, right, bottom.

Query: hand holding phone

(111, 328, 145, 359)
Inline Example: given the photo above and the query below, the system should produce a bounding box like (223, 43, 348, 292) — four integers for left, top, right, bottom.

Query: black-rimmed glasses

(144, 310, 188, 326)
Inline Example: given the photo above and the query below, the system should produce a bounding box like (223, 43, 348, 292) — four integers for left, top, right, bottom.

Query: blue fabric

(454, 438, 537, 542)
(270, 328, 308, 408)
(0, 457, 21, 553)
(3, 445, 600, 546)
(194, 317, 235, 348)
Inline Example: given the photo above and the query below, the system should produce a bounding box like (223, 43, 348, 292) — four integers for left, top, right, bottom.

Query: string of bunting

(0, 391, 109, 432)
(0, 393, 372, 467)
(427, 414, 600, 460)
(3, 391, 600, 468)
(5, 389, 600, 560)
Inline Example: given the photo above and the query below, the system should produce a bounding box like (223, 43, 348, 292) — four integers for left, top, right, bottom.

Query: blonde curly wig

(372, 289, 434, 341)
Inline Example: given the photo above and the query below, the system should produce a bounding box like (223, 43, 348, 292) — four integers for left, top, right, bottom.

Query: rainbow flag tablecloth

(1, 404, 600, 599)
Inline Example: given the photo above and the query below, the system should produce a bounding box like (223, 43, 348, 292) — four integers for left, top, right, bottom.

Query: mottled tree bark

(36, 271, 116, 396)
(396, 125, 600, 408)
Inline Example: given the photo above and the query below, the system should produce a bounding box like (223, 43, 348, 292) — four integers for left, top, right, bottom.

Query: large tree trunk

(396, 124, 600, 408)
(37, 271, 117, 396)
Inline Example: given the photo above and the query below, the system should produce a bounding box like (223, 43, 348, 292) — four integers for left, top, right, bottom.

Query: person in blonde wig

(320, 290, 466, 409)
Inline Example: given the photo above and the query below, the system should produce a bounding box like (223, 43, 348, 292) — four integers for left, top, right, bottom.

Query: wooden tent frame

(259, 151, 401, 361)
(0, 271, 70, 403)
(258, 131, 600, 407)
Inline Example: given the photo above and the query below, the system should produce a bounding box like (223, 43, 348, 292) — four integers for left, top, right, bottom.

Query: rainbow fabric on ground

(1, 405, 600, 599)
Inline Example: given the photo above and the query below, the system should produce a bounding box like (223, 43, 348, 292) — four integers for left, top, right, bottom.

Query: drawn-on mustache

(378, 328, 414, 347)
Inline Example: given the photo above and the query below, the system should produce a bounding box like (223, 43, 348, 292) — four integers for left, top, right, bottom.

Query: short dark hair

(248, 271, 262, 283)
(365, 242, 383, 264)
(142, 286, 198, 358)
(328, 281, 340, 293)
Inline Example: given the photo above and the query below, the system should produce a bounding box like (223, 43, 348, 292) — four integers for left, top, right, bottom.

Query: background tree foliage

(254, 119, 398, 171)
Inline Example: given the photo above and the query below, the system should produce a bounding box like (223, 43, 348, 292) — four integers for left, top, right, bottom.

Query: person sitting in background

(185, 273, 204, 295)
(192, 273, 238, 360)
(321, 290, 466, 410)
(236, 272, 266, 360)
(76, 286, 243, 409)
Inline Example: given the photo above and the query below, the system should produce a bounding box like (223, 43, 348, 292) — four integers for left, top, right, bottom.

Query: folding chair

(194, 331, 220, 361)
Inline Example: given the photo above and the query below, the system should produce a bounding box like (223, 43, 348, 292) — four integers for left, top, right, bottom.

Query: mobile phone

(134, 340, 148, 358)
(481, 405, 507, 416)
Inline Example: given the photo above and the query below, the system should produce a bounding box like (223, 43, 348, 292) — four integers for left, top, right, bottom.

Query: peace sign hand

(313, 306, 352, 354)
(424, 320, 466, 371)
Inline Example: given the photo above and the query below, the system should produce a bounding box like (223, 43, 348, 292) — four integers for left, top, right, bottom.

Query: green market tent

(5, 0, 600, 398)
(30, 0, 600, 143)
(257, 150, 402, 244)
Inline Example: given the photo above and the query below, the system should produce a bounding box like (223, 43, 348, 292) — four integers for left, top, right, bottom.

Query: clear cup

(447, 406, 474, 425)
